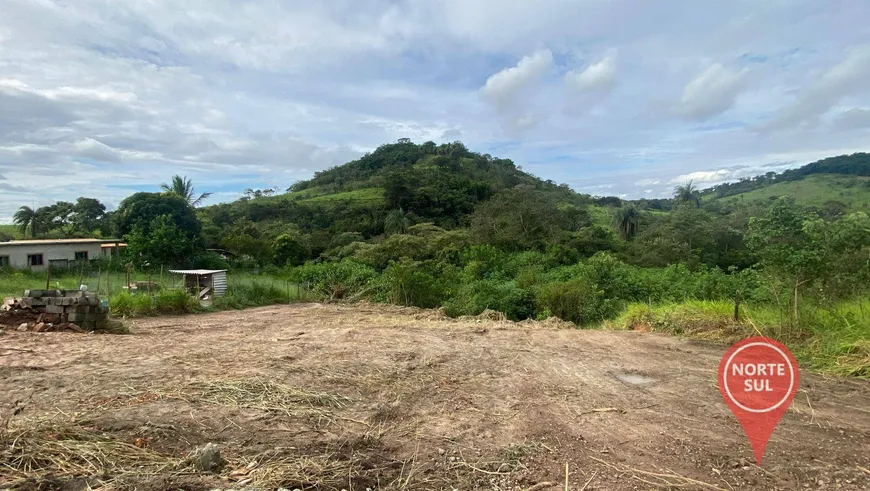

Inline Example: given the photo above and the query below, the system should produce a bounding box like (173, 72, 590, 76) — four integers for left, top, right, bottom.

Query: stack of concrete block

(22, 289, 108, 331)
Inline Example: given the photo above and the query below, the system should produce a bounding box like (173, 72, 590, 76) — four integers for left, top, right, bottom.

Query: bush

(373, 260, 445, 308)
(443, 279, 536, 320)
(153, 289, 198, 314)
(536, 278, 621, 326)
(288, 260, 377, 299)
(190, 252, 230, 271)
(214, 280, 289, 310)
(110, 289, 199, 316)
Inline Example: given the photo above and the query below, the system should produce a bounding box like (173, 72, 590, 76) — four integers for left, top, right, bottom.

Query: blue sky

(1, 0, 870, 221)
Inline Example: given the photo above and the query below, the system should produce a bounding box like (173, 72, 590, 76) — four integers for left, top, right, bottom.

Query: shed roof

(168, 269, 227, 275)
(0, 238, 123, 247)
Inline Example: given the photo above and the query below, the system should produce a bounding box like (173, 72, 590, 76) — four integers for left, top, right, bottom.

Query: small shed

(168, 269, 228, 299)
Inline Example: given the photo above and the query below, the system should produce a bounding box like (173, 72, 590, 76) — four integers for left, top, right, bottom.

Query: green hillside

(710, 174, 870, 211)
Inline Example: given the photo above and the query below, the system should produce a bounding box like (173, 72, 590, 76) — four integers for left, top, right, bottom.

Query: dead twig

(580, 471, 597, 490)
(589, 456, 727, 491)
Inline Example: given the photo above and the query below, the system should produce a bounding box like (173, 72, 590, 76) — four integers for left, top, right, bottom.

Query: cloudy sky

(1, 0, 869, 221)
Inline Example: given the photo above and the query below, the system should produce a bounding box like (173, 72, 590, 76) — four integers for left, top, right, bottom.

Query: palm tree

(384, 208, 410, 236)
(614, 205, 639, 240)
(673, 180, 700, 207)
(13, 206, 37, 237)
(160, 175, 212, 206)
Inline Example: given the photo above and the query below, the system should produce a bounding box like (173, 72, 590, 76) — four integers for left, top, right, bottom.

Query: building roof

(0, 238, 123, 247)
(168, 269, 228, 275)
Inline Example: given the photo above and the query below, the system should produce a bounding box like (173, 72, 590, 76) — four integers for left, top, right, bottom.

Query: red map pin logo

(718, 336, 799, 466)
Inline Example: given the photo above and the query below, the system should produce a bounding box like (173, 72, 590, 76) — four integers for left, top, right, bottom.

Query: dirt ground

(1, 303, 869, 490)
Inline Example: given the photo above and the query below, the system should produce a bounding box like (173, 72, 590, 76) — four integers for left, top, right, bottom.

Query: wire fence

(1, 263, 310, 304)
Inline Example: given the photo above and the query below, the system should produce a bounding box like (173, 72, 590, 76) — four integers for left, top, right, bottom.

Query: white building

(0, 239, 125, 270)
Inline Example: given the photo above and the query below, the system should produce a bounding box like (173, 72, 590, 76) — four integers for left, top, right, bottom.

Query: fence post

(45, 264, 51, 289)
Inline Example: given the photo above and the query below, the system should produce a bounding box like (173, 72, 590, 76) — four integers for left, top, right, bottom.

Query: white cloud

(71, 138, 123, 163)
(670, 169, 735, 184)
(676, 63, 748, 120)
(566, 55, 617, 94)
(480, 49, 553, 112)
(564, 54, 618, 115)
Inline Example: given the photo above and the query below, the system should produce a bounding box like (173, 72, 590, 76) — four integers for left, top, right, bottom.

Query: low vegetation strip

(609, 300, 870, 378)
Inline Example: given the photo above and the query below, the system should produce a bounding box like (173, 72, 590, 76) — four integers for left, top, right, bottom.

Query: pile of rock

(1, 289, 109, 331)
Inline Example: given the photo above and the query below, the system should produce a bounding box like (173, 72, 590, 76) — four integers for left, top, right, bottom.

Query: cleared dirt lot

(2, 303, 869, 490)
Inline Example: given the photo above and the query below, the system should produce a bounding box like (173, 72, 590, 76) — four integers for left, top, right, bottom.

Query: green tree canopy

(115, 192, 202, 239)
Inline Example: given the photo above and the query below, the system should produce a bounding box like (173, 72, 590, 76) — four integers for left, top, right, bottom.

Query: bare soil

(1, 303, 869, 490)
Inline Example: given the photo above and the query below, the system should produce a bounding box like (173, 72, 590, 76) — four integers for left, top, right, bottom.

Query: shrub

(288, 260, 377, 299)
(536, 278, 621, 326)
(153, 289, 198, 314)
(110, 291, 154, 316)
(373, 260, 445, 308)
(214, 280, 289, 310)
(110, 289, 199, 316)
(443, 279, 536, 321)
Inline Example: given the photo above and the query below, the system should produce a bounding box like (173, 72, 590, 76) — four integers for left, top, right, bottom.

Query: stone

(189, 443, 226, 472)
(45, 305, 64, 314)
(17, 323, 28, 331)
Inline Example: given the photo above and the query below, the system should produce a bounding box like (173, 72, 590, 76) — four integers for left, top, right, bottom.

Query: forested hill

(701, 152, 870, 200)
(199, 139, 590, 259)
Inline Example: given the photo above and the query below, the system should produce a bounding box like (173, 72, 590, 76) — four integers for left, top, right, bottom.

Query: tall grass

(607, 298, 870, 378)
(214, 277, 309, 310)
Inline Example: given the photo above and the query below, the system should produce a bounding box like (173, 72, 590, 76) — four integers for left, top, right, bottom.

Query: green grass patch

(607, 299, 870, 378)
(298, 187, 385, 205)
(711, 174, 870, 210)
(587, 204, 616, 229)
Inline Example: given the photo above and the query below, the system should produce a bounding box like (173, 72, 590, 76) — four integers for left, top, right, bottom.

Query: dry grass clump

(0, 421, 187, 490)
(186, 378, 350, 414)
(231, 449, 354, 490)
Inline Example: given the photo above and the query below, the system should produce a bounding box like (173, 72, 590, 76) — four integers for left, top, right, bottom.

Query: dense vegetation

(4, 142, 870, 376)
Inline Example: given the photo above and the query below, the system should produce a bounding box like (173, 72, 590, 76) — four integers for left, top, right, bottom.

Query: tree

(746, 198, 826, 323)
(125, 215, 198, 267)
(160, 175, 212, 206)
(384, 208, 410, 236)
(114, 192, 203, 267)
(71, 197, 107, 235)
(613, 205, 640, 240)
(673, 180, 700, 207)
(115, 192, 202, 239)
(470, 187, 567, 251)
(46, 201, 76, 236)
(272, 234, 310, 267)
(13, 206, 37, 237)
